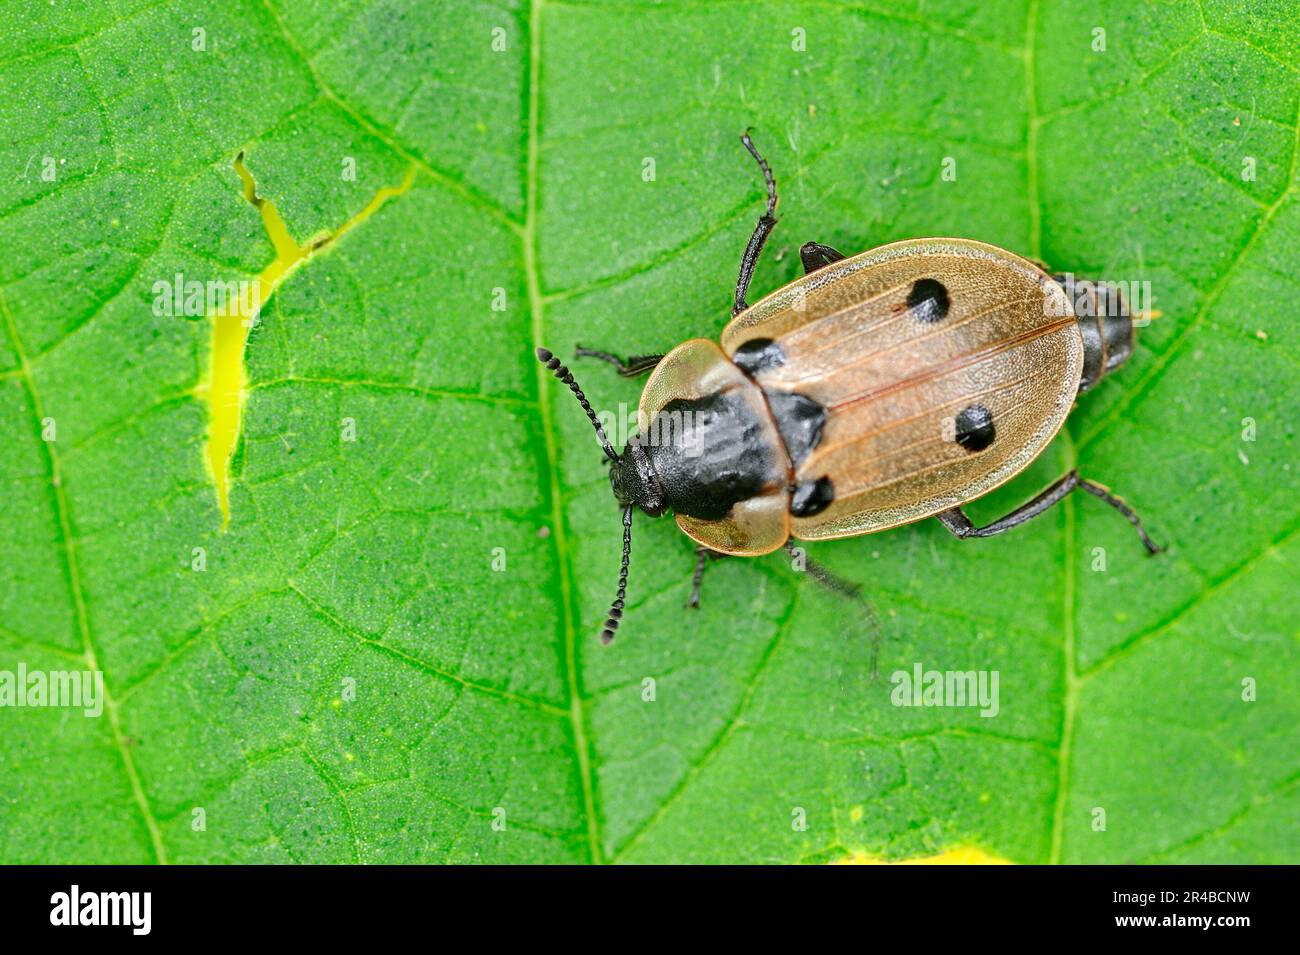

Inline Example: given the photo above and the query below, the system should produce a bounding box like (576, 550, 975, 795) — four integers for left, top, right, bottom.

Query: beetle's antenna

(600, 503, 635, 644)
(536, 347, 619, 460)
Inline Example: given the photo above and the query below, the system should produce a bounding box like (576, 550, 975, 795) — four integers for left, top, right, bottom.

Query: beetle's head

(609, 438, 666, 517)
(536, 347, 654, 645)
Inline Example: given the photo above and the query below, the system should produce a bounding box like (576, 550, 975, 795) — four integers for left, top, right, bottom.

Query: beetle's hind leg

(936, 469, 1161, 554)
(574, 347, 664, 378)
(784, 542, 884, 679)
(799, 242, 845, 274)
(732, 130, 780, 316)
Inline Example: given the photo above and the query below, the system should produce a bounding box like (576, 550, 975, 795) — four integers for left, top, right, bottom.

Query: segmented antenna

(601, 504, 635, 644)
(535, 347, 636, 645)
(535, 347, 619, 461)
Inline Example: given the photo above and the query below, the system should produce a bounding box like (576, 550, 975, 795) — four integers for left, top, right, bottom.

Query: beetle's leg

(936, 469, 1161, 554)
(799, 242, 845, 274)
(574, 346, 665, 378)
(687, 546, 727, 608)
(732, 130, 780, 316)
(784, 542, 883, 679)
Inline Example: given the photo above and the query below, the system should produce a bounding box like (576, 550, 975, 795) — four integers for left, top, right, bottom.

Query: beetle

(538, 132, 1160, 644)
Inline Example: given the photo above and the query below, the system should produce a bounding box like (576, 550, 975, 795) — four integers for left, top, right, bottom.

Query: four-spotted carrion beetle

(539, 132, 1160, 644)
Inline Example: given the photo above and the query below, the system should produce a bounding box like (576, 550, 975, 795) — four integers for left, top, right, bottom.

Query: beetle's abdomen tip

(1057, 276, 1135, 393)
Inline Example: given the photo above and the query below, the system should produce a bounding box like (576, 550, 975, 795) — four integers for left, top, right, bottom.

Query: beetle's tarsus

(1077, 478, 1162, 554)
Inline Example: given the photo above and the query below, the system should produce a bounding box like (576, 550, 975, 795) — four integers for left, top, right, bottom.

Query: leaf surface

(0, 0, 1296, 863)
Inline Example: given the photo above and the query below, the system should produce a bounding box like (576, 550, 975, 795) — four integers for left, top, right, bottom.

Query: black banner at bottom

(0, 864, 1285, 941)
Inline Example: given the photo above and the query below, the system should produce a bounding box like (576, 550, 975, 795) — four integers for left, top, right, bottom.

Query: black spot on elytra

(907, 278, 950, 322)
(765, 390, 827, 467)
(732, 337, 786, 376)
(791, 476, 834, 517)
(954, 404, 995, 452)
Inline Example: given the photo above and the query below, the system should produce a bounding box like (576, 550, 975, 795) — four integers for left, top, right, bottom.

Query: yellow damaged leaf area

(201, 152, 415, 526)
(836, 848, 1013, 865)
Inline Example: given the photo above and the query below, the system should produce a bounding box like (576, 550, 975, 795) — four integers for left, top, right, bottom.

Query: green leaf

(1, 0, 1296, 864)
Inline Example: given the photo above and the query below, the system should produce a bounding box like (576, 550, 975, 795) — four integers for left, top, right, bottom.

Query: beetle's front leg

(574, 346, 665, 378)
(936, 469, 1161, 554)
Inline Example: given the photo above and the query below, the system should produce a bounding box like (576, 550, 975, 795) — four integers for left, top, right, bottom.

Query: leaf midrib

(524, 0, 605, 863)
(1022, 0, 1079, 868)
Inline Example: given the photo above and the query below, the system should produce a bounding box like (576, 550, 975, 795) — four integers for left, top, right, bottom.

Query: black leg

(784, 542, 883, 679)
(800, 241, 845, 274)
(687, 546, 727, 608)
(936, 469, 1161, 554)
(732, 130, 779, 316)
(574, 346, 665, 378)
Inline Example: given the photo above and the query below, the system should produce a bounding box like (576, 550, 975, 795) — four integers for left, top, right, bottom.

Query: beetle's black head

(609, 438, 666, 517)
(536, 346, 651, 645)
